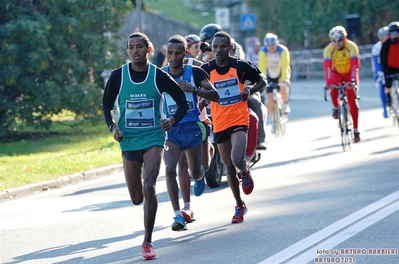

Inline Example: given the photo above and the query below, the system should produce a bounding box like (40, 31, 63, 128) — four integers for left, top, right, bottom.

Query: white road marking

(259, 190, 399, 264)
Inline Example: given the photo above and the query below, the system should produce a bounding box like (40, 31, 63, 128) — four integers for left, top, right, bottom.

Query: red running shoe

(182, 208, 195, 223)
(231, 202, 248, 223)
(240, 163, 254, 195)
(142, 242, 157, 260)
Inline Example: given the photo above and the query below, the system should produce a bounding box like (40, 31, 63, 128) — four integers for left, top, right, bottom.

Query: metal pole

(137, 0, 142, 32)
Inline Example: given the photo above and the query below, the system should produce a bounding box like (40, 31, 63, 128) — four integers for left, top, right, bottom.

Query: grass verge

(0, 120, 121, 191)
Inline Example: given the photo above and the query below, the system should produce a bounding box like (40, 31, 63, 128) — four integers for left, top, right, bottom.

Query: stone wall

(120, 9, 201, 53)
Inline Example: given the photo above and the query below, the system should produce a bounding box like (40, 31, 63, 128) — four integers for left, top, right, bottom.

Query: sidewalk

(0, 164, 123, 202)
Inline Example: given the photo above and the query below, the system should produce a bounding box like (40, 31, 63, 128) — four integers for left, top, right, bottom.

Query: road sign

(215, 7, 230, 29)
(240, 13, 256, 31)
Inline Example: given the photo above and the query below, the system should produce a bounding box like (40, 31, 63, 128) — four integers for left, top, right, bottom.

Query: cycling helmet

(199, 23, 222, 42)
(185, 34, 200, 46)
(264, 33, 279, 46)
(329, 25, 347, 40)
(388, 21, 399, 32)
(377, 26, 389, 41)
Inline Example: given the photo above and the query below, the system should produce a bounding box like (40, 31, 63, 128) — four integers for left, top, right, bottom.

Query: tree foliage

(0, 0, 132, 136)
(248, 0, 399, 49)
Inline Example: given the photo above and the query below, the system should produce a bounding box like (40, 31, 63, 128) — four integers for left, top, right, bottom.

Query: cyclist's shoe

(182, 208, 195, 223)
(383, 109, 388, 118)
(231, 202, 248, 223)
(270, 123, 275, 134)
(332, 107, 338, 119)
(239, 163, 254, 195)
(354, 131, 361, 143)
(282, 103, 291, 114)
(142, 242, 157, 260)
(171, 215, 187, 231)
(257, 142, 267, 150)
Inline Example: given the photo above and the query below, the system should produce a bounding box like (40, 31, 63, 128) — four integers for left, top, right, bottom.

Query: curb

(0, 164, 123, 202)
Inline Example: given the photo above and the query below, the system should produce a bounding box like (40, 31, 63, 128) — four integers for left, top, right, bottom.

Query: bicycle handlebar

(324, 82, 359, 101)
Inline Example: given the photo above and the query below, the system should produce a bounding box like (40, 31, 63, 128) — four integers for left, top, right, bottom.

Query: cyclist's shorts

(167, 121, 204, 151)
(214, 125, 248, 144)
(385, 69, 399, 88)
(266, 76, 281, 93)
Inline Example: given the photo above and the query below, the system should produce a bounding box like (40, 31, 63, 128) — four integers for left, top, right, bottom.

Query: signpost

(240, 13, 256, 31)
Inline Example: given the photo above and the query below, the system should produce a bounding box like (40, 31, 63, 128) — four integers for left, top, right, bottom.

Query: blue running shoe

(193, 165, 205, 197)
(194, 177, 205, 196)
(171, 215, 187, 231)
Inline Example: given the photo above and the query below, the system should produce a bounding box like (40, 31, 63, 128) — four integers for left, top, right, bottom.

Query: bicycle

(386, 73, 399, 130)
(268, 82, 288, 139)
(324, 82, 358, 152)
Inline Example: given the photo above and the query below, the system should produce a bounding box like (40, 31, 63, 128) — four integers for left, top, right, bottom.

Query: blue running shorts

(167, 121, 204, 151)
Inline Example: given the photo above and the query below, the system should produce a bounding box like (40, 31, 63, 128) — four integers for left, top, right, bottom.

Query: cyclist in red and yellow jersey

(201, 31, 266, 223)
(323, 25, 361, 143)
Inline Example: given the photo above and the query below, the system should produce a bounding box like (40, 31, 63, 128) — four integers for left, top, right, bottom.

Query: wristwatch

(193, 86, 198, 94)
(109, 123, 115, 132)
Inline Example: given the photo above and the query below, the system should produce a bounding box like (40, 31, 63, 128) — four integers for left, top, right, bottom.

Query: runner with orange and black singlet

(201, 31, 266, 223)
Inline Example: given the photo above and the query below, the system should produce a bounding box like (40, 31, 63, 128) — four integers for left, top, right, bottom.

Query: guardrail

(291, 44, 374, 80)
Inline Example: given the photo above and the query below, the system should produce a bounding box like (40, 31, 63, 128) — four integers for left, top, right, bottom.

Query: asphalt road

(1, 79, 398, 264)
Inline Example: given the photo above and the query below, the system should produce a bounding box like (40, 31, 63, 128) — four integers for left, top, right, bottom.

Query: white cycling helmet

(264, 33, 279, 46)
(329, 25, 347, 40)
(377, 26, 389, 41)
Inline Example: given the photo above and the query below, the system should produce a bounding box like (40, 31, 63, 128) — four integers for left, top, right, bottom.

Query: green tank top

(115, 63, 166, 151)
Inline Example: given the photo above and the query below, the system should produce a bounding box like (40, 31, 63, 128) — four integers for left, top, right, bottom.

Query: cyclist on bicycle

(371, 26, 390, 118)
(380, 21, 399, 111)
(258, 33, 291, 133)
(323, 25, 361, 143)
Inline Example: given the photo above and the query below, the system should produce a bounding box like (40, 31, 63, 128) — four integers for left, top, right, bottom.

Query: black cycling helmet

(199, 23, 222, 42)
(388, 21, 399, 32)
(185, 34, 200, 46)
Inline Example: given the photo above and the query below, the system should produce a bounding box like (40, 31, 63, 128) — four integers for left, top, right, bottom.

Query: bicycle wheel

(339, 104, 351, 151)
(273, 104, 283, 139)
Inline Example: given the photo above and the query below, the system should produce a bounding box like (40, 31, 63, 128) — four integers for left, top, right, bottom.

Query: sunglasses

(332, 38, 343, 43)
(389, 31, 398, 37)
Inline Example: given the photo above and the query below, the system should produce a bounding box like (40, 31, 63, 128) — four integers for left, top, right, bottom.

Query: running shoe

(193, 166, 205, 196)
(142, 242, 157, 260)
(240, 163, 254, 195)
(182, 208, 195, 223)
(171, 215, 187, 231)
(354, 131, 361, 143)
(231, 202, 248, 223)
(332, 107, 338, 119)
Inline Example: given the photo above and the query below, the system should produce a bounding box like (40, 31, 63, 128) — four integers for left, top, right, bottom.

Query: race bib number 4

(125, 99, 155, 128)
(214, 78, 241, 106)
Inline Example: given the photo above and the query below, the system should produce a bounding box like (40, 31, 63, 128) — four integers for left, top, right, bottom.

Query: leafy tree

(0, 0, 133, 137)
(248, 0, 399, 49)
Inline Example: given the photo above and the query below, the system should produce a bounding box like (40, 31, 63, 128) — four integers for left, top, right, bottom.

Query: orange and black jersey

(201, 57, 262, 132)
